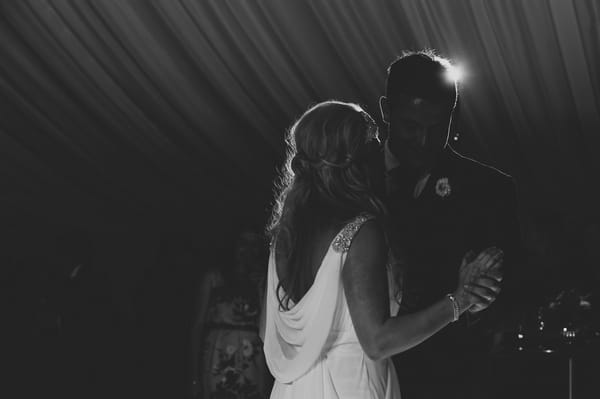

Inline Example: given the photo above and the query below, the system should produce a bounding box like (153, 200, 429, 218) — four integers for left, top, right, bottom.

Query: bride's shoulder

(332, 213, 383, 254)
(341, 216, 388, 277)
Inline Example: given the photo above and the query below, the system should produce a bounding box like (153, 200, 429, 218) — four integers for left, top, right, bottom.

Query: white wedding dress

(263, 214, 402, 399)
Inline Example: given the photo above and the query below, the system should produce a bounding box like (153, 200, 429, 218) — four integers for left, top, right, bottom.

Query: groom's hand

(467, 267, 504, 313)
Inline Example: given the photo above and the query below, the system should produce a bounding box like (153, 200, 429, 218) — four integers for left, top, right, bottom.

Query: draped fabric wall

(1, 0, 599, 242)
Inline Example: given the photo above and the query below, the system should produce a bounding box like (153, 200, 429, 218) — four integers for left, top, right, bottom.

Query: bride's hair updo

(267, 100, 388, 310)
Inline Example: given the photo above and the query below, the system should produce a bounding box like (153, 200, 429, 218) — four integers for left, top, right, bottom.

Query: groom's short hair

(385, 50, 458, 109)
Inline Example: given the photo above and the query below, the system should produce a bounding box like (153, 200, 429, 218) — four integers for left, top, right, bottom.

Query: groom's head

(380, 51, 458, 174)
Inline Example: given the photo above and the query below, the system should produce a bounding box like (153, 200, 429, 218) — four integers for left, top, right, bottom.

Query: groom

(379, 51, 522, 399)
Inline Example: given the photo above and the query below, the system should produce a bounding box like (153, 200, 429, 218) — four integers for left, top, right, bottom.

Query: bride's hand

(454, 247, 504, 314)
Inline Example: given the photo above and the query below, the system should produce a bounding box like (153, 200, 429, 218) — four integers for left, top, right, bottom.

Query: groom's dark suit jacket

(386, 146, 522, 399)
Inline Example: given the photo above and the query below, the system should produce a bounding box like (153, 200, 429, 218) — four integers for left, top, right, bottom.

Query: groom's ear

(379, 96, 390, 124)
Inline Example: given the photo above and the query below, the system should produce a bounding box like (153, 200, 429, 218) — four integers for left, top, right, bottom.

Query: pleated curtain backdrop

(1, 0, 599, 235)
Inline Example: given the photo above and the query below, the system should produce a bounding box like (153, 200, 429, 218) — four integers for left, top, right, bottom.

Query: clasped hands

(454, 247, 504, 315)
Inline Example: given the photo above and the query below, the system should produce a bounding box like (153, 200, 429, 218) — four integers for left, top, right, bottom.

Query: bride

(261, 100, 503, 398)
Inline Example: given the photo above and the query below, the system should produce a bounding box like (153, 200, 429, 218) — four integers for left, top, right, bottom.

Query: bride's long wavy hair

(267, 100, 391, 311)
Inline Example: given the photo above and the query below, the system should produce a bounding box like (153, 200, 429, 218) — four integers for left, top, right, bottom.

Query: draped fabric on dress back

(263, 214, 401, 399)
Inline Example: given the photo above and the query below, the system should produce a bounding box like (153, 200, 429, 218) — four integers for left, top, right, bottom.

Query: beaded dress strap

(331, 214, 376, 253)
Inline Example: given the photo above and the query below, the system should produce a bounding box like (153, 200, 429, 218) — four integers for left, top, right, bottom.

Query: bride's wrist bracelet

(446, 293, 460, 322)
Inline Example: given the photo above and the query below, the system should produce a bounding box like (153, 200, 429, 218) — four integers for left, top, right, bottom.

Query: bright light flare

(445, 64, 464, 84)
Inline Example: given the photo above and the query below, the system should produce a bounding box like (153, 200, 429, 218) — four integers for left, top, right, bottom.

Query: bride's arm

(342, 221, 499, 361)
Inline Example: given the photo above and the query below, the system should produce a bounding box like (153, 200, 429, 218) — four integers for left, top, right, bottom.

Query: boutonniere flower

(435, 177, 452, 198)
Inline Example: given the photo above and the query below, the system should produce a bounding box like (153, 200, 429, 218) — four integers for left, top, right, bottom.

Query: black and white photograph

(2, 1, 599, 398)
